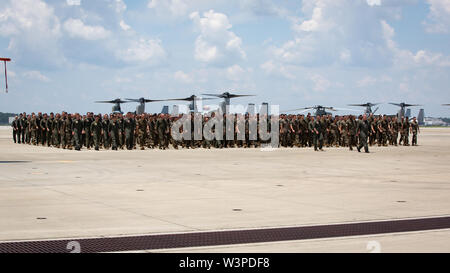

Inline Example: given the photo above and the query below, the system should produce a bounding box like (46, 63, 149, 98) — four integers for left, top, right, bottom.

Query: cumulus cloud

(148, 0, 189, 17)
(116, 38, 166, 64)
(260, 60, 295, 79)
(357, 76, 378, 87)
(309, 74, 331, 92)
(111, 0, 127, 14)
(119, 20, 131, 31)
(0, 0, 64, 68)
(23, 70, 51, 82)
(263, 0, 449, 75)
(356, 74, 393, 87)
(63, 18, 110, 40)
(174, 70, 193, 83)
(381, 20, 450, 68)
(294, 0, 332, 32)
(190, 10, 246, 65)
(424, 0, 450, 33)
(226, 64, 246, 81)
(272, 0, 401, 67)
(367, 0, 382, 6)
(66, 0, 81, 6)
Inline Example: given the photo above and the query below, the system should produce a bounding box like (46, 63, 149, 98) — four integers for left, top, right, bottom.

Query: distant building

(424, 117, 449, 126)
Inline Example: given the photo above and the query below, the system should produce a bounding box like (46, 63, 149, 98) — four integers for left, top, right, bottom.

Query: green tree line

(0, 112, 17, 125)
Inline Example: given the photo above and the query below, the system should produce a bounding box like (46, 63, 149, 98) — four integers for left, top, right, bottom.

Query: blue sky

(0, 0, 449, 116)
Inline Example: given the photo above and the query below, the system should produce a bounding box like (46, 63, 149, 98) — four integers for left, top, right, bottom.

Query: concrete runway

(0, 126, 449, 252)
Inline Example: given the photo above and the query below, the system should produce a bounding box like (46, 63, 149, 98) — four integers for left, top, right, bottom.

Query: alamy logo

(170, 105, 280, 148)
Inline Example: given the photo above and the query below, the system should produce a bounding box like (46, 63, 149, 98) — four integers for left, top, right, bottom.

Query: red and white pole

(0, 58, 11, 93)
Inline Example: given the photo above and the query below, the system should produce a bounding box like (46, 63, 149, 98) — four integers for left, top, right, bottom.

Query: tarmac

(0, 126, 449, 253)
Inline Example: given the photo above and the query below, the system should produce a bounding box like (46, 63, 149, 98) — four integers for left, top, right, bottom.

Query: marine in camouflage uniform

(357, 115, 370, 153)
(403, 118, 410, 146)
(147, 115, 157, 149)
(289, 115, 298, 148)
(168, 116, 180, 149)
(117, 114, 125, 149)
(84, 113, 93, 149)
(298, 115, 308, 147)
(19, 113, 26, 144)
(279, 115, 288, 148)
(324, 115, 332, 147)
(343, 116, 352, 150)
(39, 114, 48, 146)
(90, 115, 103, 151)
(36, 112, 43, 146)
(102, 114, 110, 149)
(11, 116, 18, 143)
(410, 117, 420, 146)
(62, 113, 73, 150)
(234, 114, 244, 148)
(30, 113, 38, 145)
(52, 113, 60, 147)
(47, 113, 53, 146)
(25, 115, 31, 144)
(72, 114, 84, 151)
(368, 114, 376, 146)
(391, 117, 399, 146)
(310, 116, 324, 151)
(154, 114, 166, 149)
(109, 115, 120, 151)
(136, 114, 148, 150)
(338, 116, 347, 148)
(123, 113, 136, 150)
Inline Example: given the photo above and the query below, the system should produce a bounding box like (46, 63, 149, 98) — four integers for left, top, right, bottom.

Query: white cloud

(340, 49, 352, 63)
(367, 0, 382, 6)
(294, 1, 333, 32)
(63, 18, 110, 40)
(0, 0, 63, 67)
(399, 82, 409, 92)
(117, 38, 166, 64)
(357, 76, 378, 87)
(66, 0, 81, 6)
(190, 10, 246, 65)
(115, 77, 132, 83)
(309, 74, 331, 92)
(265, 0, 449, 70)
(8, 70, 17, 78)
(260, 60, 295, 79)
(226, 64, 245, 81)
(356, 75, 393, 87)
(23, 70, 50, 82)
(0, 0, 60, 36)
(174, 70, 193, 83)
(424, 0, 450, 33)
(119, 20, 131, 31)
(148, 0, 188, 17)
(381, 20, 450, 68)
(111, 0, 127, 14)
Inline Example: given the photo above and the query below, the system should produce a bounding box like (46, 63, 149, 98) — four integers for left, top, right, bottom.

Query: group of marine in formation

(10, 111, 420, 153)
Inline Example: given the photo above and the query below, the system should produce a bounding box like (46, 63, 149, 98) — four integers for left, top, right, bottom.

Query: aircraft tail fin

(405, 109, 411, 118)
(161, 106, 169, 114)
(418, 109, 425, 125)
